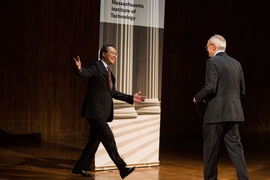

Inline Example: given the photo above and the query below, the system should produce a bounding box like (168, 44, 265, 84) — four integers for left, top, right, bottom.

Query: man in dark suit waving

(193, 35, 249, 180)
(72, 44, 146, 179)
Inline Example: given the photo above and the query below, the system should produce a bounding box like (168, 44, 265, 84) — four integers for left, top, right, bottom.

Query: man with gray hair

(193, 35, 249, 180)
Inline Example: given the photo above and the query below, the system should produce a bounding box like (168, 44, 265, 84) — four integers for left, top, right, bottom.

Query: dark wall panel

(0, 0, 100, 140)
(161, 1, 270, 146)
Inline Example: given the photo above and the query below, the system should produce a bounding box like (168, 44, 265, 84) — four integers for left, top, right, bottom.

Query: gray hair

(209, 34, 226, 51)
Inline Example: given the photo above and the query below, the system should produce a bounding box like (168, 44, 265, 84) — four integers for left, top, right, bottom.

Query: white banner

(100, 0, 165, 28)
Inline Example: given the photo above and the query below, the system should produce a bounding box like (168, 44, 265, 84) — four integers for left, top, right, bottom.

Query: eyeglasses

(205, 44, 213, 49)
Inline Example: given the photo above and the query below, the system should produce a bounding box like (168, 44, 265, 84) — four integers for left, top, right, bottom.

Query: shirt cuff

(76, 68, 82, 73)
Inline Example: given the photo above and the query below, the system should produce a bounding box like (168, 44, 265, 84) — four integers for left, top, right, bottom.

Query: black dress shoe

(72, 167, 93, 177)
(120, 166, 136, 179)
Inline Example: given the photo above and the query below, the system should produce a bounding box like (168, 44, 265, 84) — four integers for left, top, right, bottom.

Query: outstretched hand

(133, 91, 147, 103)
(73, 56, 82, 71)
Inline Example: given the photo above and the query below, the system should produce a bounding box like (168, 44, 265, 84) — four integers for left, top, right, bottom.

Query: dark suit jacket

(195, 52, 245, 123)
(76, 60, 133, 122)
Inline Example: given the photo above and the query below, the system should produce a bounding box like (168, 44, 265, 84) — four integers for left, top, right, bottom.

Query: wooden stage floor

(0, 138, 269, 180)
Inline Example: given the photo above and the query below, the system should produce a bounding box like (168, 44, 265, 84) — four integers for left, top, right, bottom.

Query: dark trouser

(203, 122, 249, 180)
(74, 118, 126, 171)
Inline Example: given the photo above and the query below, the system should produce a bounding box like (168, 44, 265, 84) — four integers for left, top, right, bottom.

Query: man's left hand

(133, 91, 147, 103)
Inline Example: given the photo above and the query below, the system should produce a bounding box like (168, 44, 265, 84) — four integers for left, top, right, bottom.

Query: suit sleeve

(195, 59, 217, 103)
(75, 62, 99, 78)
(112, 90, 134, 104)
(240, 65, 245, 97)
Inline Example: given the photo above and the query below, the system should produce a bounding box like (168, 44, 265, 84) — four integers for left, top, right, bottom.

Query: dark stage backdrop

(1, 1, 270, 145)
(0, 0, 100, 140)
(160, 1, 270, 148)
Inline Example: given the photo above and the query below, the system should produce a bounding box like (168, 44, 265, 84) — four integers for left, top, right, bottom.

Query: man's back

(205, 52, 245, 123)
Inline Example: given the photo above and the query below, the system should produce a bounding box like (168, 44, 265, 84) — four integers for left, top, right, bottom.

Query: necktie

(107, 67, 112, 91)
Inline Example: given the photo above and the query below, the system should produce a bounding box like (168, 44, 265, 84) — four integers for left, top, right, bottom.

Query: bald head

(208, 34, 226, 51)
